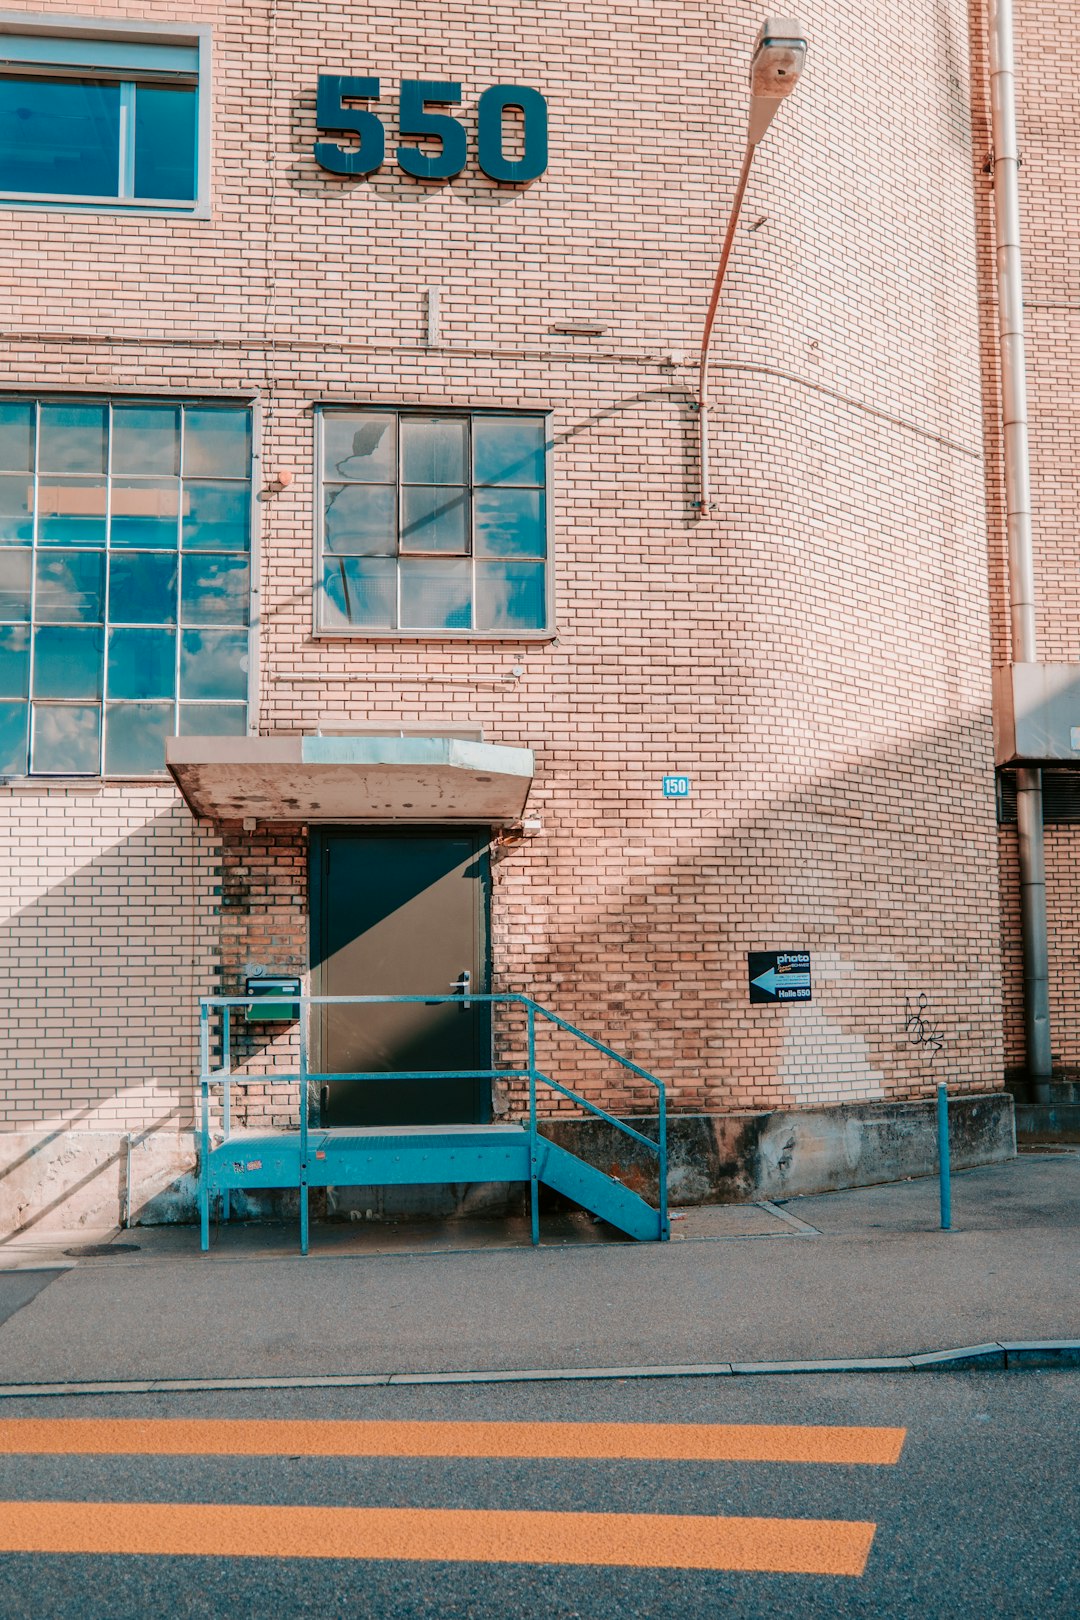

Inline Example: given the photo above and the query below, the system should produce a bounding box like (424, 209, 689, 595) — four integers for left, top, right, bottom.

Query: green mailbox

(244, 976, 301, 1022)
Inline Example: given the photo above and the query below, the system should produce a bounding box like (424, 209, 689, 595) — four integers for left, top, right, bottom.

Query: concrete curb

(0, 1341, 1076, 1398)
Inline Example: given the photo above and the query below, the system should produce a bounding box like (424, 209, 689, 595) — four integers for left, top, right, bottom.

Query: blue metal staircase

(531, 1136, 663, 1242)
(197, 994, 668, 1253)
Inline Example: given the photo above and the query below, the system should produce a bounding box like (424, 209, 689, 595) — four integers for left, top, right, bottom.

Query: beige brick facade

(0, 784, 217, 1131)
(2, 0, 1053, 1222)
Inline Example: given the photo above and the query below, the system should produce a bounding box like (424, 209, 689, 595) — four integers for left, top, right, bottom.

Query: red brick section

(219, 826, 307, 1129)
(0, 0, 1008, 1140)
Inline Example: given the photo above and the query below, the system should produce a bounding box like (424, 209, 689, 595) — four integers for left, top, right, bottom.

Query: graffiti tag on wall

(903, 993, 945, 1062)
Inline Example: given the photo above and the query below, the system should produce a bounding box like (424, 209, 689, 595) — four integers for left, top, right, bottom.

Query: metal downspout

(988, 0, 1052, 1097)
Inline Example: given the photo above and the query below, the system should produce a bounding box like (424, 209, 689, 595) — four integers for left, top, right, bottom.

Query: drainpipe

(988, 0, 1052, 1098)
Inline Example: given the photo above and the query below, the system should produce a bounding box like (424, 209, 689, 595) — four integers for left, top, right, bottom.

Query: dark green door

(311, 830, 491, 1127)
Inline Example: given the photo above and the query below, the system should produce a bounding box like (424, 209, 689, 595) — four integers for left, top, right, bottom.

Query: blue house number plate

(663, 776, 690, 798)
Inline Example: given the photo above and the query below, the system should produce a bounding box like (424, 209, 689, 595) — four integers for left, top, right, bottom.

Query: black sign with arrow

(748, 951, 812, 1003)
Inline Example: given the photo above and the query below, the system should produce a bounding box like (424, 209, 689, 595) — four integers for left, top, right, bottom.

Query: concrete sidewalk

(0, 1151, 1075, 1387)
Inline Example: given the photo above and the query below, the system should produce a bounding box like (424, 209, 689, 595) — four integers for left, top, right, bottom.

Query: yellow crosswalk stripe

(0, 1417, 906, 1465)
(0, 1418, 901, 1573)
(0, 1502, 878, 1574)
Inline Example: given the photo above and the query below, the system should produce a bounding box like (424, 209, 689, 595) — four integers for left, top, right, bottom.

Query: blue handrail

(197, 993, 668, 1246)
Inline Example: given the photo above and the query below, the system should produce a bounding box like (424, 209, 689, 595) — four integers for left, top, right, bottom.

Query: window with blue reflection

(0, 396, 251, 775)
(108, 627, 175, 700)
(133, 84, 196, 202)
(0, 550, 31, 620)
(181, 556, 249, 626)
(110, 478, 179, 548)
(473, 416, 546, 488)
(0, 401, 33, 471)
(180, 629, 248, 701)
(319, 409, 550, 633)
(183, 409, 251, 479)
(104, 702, 174, 774)
(178, 703, 247, 737)
(108, 553, 177, 626)
(474, 489, 546, 558)
(0, 29, 203, 214)
(183, 481, 250, 551)
(111, 405, 180, 476)
(476, 560, 547, 631)
(38, 404, 107, 473)
(35, 551, 105, 622)
(322, 557, 396, 629)
(0, 625, 30, 697)
(0, 75, 120, 199)
(31, 703, 100, 774)
(38, 478, 108, 546)
(0, 700, 27, 774)
(32, 626, 103, 699)
(0, 476, 33, 543)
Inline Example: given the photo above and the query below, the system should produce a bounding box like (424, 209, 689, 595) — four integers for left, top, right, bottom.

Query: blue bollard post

(937, 1082, 952, 1231)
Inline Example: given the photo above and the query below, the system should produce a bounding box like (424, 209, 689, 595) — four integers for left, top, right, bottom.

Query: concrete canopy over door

(165, 735, 534, 822)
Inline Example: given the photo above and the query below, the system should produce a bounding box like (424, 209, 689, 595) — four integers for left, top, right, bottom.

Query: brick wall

(219, 824, 307, 1128)
(0, 0, 1005, 1135)
(0, 784, 218, 1130)
(971, 0, 1080, 1068)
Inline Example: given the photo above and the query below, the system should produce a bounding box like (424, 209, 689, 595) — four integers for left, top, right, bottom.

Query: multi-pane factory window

(318, 408, 551, 635)
(0, 398, 251, 777)
(0, 29, 206, 211)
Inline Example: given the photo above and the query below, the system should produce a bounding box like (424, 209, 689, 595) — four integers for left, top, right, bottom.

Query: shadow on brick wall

(0, 802, 218, 1134)
(494, 710, 1008, 1114)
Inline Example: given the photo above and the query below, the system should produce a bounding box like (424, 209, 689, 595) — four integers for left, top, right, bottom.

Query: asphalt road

(0, 1371, 1074, 1618)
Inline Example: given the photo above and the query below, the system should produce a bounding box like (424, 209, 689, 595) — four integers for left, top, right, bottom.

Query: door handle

(450, 969, 472, 1009)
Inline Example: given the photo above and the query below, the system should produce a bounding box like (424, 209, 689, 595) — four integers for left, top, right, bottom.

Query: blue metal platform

(198, 994, 668, 1252)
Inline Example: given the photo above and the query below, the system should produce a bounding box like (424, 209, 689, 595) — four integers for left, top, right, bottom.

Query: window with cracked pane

(317, 408, 551, 636)
(0, 396, 250, 777)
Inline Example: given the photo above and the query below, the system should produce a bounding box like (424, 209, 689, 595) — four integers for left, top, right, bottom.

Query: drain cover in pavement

(63, 1243, 141, 1257)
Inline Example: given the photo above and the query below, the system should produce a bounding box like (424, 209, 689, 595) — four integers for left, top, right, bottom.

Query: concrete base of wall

(540, 1093, 1017, 1206)
(1005, 1078, 1080, 1141)
(0, 1095, 1015, 1234)
(1012, 1103, 1080, 1142)
(0, 1129, 199, 1237)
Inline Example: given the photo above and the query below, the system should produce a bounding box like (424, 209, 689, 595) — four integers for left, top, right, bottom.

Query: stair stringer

(534, 1135, 662, 1241)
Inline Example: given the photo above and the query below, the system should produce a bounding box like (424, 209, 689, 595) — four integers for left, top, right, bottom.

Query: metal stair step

(534, 1137, 663, 1242)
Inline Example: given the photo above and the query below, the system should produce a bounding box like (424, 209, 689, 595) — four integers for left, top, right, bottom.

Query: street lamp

(697, 18, 808, 512)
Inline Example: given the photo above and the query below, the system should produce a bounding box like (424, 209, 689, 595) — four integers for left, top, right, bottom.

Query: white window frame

(0, 12, 211, 217)
(312, 404, 557, 642)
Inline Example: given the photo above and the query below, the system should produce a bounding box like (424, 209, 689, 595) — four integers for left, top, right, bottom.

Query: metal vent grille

(997, 770, 1080, 824)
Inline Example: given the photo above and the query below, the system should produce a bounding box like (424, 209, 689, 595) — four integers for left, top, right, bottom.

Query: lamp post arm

(697, 139, 757, 513)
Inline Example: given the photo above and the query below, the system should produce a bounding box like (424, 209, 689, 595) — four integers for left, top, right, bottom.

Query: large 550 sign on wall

(313, 78, 548, 183)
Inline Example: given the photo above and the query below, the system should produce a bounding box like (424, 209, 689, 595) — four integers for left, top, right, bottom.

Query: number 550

(314, 77, 549, 184)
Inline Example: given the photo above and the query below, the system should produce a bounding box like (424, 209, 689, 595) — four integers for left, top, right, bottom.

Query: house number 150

(314, 77, 549, 183)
